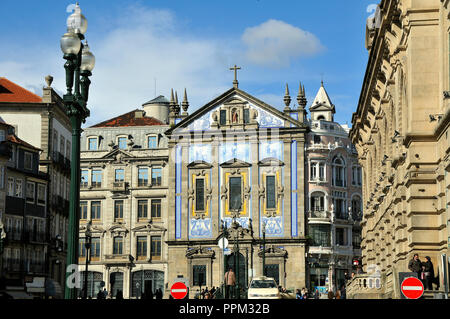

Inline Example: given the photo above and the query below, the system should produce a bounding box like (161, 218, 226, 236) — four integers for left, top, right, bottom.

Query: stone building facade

(349, 0, 450, 298)
(305, 83, 362, 294)
(0, 122, 49, 296)
(0, 77, 69, 295)
(165, 81, 309, 297)
(78, 100, 170, 298)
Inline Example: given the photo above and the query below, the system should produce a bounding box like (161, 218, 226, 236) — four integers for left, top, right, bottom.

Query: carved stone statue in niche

(232, 109, 239, 123)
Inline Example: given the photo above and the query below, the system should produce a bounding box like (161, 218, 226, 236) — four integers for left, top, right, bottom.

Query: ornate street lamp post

(61, 3, 95, 299)
(220, 220, 228, 298)
(83, 221, 92, 299)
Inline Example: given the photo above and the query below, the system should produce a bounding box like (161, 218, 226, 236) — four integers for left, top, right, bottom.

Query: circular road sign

(401, 277, 424, 299)
(218, 237, 229, 250)
(171, 282, 188, 299)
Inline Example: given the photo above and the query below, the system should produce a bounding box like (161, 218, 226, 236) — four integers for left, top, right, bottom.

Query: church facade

(164, 80, 309, 296)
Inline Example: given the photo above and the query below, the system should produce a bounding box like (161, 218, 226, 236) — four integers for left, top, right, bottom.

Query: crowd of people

(194, 286, 218, 299)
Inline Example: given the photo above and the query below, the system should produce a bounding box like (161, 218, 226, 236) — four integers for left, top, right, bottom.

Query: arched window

(317, 115, 325, 120)
(332, 156, 346, 187)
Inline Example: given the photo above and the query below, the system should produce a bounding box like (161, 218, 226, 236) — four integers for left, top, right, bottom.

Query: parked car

(247, 276, 280, 299)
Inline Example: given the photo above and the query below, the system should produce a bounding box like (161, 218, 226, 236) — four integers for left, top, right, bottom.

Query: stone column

(283, 138, 291, 238)
(250, 138, 259, 235)
(211, 138, 220, 238)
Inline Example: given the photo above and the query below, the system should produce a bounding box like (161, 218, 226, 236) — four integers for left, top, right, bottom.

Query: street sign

(218, 237, 229, 250)
(401, 277, 424, 299)
(171, 282, 188, 299)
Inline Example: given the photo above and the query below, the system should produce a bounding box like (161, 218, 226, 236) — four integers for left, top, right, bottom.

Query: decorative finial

(297, 81, 307, 109)
(45, 75, 53, 88)
(229, 65, 241, 89)
(284, 83, 291, 110)
(182, 88, 189, 114)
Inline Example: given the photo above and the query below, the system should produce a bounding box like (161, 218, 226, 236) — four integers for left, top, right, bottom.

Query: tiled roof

(7, 134, 41, 151)
(90, 109, 165, 128)
(0, 77, 43, 103)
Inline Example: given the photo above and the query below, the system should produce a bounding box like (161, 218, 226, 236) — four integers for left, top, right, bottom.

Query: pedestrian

(300, 287, 306, 299)
(408, 253, 422, 278)
(102, 288, 108, 299)
(327, 289, 334, 299)
(422, 256, 435, 290)
(335, 289, 341, 299)
(97, 289, 105, 299)
(295, 289, 302, 299)
(314, 288, 319, 299)
(224, 268, 236, 299)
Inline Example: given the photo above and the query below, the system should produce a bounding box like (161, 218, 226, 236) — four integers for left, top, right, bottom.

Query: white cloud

(242, 19, 324, 68)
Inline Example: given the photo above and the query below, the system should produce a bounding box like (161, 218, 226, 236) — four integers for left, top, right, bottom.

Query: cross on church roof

(229, 64, 241, 88)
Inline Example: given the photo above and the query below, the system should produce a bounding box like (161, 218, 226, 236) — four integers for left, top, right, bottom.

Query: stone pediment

(166, 88, 305, 135)
(258, 245, 288, 258)
(187, 160, 213, 169)
(220, 158, 251, 168)
(185, 246, 215, 259)
(309, 104, 334, 112)
(131, 221, 166, 233)
(258, 157, 284, 167)
(102, 149, 133, 163)
(80, 223, 107, 237)
(108, 224, 129, 237)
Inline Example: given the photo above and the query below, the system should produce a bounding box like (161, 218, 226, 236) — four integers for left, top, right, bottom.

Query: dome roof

(142, 95, 169, 106)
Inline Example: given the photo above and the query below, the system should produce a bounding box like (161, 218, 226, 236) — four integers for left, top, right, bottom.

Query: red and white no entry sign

(401, 277, 424, 299)
(171, 282, 188, 299)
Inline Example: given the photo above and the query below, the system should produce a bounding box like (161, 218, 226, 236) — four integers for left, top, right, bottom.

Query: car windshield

(250, 280, 277, 289)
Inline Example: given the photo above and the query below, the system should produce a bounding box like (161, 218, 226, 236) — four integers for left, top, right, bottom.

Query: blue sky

(0, 0, 378, 127)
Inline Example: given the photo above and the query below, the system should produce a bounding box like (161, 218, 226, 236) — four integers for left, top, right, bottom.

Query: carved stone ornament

(185, 246, 215, 259)
(220, 184, 228, 200)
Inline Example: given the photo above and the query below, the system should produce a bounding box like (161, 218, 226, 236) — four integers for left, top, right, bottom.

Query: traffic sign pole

(401, 277, 424, 299)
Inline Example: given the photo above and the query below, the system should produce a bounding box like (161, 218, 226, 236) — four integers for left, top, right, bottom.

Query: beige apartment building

(78, 97, 170, 298)
(349, 0, 450, 298)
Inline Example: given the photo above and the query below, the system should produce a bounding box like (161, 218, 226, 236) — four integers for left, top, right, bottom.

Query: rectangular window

(80, 201, 88, 220)
(310, 163, 317, 180)
(193, 265, 207, 286)
(138, 200, 148, 220)
(314, 135, 321, 144)
(151, 199, 161, 218)
(88, 137, 98, 151)
(195, 178, 205, 211)
(220, 110, 227, 125)
(91, 201, 101, 220)
(148, 136, 157, 149)
(352, 232, 361, 249)
(266, 175, 276, 209)
(60, 135, 65, 157)
(138, 168, 148, 186)
(79, 238, 86, 258)
(229, 177, 242, 211)
(26, 182, 35, 203)
(81, 170, 89, 187)
(137, 236, 147, 260)
(244, 109, 250, 124)
(336, 228, 345, 246)
(0, 166, 4, 189)
(91, 238, 101, 261)
(151, 236, 161, 259)
(8, 177, 14, 196)
(66, 141, 71, 159)
(113, 237, 123, 255)
(114, 200, 124, 220)
(151, 168, 162, 186)
(115, 169, 124, 182)
(91, 170, 102, 188)
(24, 152, 33, 170)
(309, 225, 331, 247)
(117, 137, 127, 150)
(37, 184, 46, 205)
(319, 164, 325, 180)
(15, 179, 23, 198)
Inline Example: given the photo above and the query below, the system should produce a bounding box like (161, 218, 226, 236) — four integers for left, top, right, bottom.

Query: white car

(247, 276, 281, 299)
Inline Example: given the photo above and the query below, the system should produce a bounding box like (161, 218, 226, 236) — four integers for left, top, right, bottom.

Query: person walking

(224, 268, 236, 299)
(295, 289, 302, 299)
(408, 254, 422, 278)
(314, 288, 320, 299)
(96, 289, 105, 300)
(422, 256, 435, 290)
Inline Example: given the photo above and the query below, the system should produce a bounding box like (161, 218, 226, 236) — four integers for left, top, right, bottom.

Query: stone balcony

(345, 274, 383, 299)
(307, 210, 332, 220)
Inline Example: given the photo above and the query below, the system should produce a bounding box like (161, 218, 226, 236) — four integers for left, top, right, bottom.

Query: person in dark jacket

(408, 254, 422, 277)
(422, 256, 435, 290)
